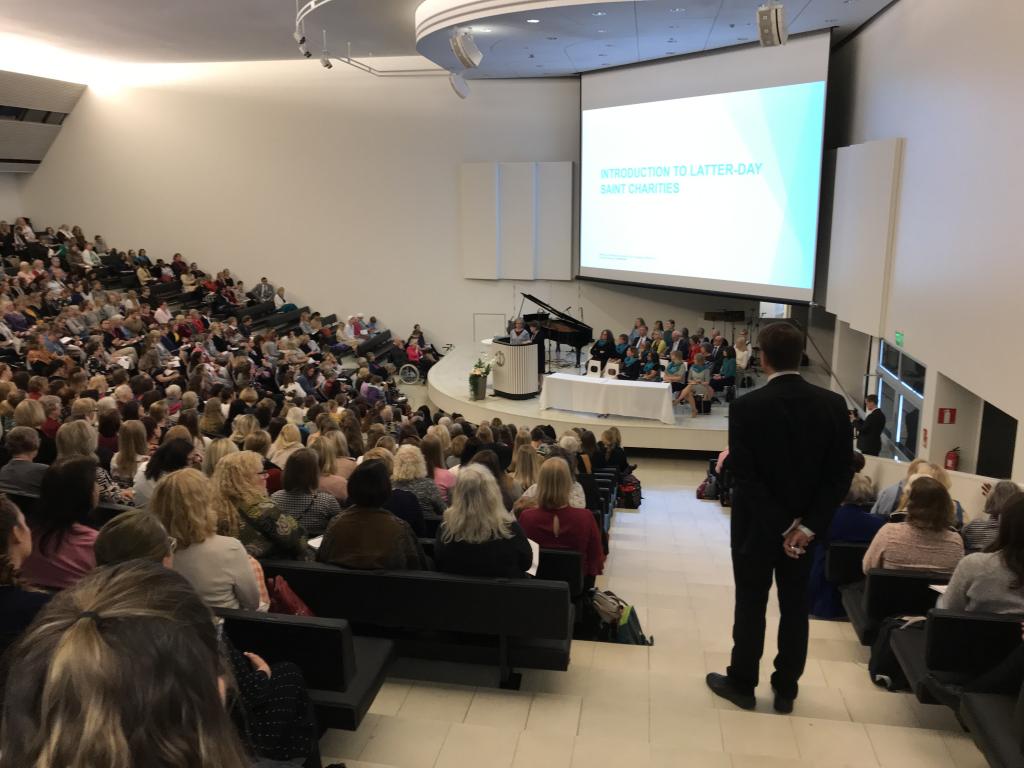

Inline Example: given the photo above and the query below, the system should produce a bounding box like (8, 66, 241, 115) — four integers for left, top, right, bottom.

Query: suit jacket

(855, 408, 885, 456)
(728, 374, 853, 555)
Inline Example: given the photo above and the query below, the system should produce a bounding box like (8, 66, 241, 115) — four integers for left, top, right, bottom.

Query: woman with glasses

(151, 469, 261, 610)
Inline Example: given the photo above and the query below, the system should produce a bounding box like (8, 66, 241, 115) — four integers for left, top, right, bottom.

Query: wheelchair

(398, 343, 452, 384)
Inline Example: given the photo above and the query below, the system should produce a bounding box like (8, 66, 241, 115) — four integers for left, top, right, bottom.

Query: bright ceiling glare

(525, 19, 541, 23)
(592, 11, 607, 16)
(449, 71, 470, 99)
(757, 2, 788, 46)
(449, 29, 483, 69)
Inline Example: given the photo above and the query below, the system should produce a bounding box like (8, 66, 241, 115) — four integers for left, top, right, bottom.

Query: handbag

(266, 575, 314, 616)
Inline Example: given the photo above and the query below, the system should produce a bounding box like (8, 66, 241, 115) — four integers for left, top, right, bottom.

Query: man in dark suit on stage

(707, 322, 853, 713)
(854, 395, 886, 456)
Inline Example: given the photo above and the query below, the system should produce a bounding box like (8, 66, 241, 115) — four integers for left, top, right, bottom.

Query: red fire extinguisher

(945, 447, 960, 471)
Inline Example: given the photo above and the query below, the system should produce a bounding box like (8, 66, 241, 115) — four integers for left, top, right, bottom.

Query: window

(879, 340, 900, 376)
(897, 396, 919, 457)
(899, 355, 926, 397)
(879, 380, 897, 438)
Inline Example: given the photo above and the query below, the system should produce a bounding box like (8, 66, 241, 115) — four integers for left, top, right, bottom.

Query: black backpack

(618, 473, 642, 509)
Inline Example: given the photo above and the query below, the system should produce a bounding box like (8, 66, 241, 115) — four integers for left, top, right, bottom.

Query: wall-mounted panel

(460, 162, 499, 279)
(0, 121, 61, 162)
(497, 162, 536, 280)
(825, 138, 903, 337)
(535, 161, 573, 280)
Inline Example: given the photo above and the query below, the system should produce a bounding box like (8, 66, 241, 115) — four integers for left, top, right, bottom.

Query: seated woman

(55, 420, 131, 505)
(616, 347, 641, 380)
(152, 469, 261, 610)
(809, 469, 885, 619)
(589, 329, 615, 366)
(639, 349, 662, 382)
(511, 444, 542, 500)
(610, 334, 629, 361)
(318, 460, 429, 570)
(211, 450, 311, 561)
(675, 353, 713, 416)
(94, 509, 174, 567)
(663, 350, 687, 395)
(110, 419, 151, 485)
(0, 494, 50, 656)
(392, 444, 446, 519)
(734, 336, 752, 373)
(267, 423, 303, 467)
(938, 491, 1024, 613)
(595, 428, 629, 475)
(20, 457, 100, 590)
(270, 449, 341, 538)
(435, 464, 532, 578)
(862, 476, 964, 574)
(132, 438, 197, 507)
(519, 458, 605, 579)
(309, 438, 348, 503)
(962, 479, 1020, 553)
(710, 345, 737, 391)
(2, 560, 319, 767)
(421, 434, 456, 504)
(468, 449, 518, 512)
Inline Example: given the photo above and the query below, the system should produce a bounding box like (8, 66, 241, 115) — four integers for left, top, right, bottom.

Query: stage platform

(426, 345, 728, 452)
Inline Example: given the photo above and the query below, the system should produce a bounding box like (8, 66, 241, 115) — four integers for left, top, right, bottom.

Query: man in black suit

(854, 395, 886, 456)
(707, 322, 853, 713)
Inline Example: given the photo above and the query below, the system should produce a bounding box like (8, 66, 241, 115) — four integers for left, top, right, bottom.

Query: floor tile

(651, 744, 732, 767)
(719, 709, 800, 759)
(396, 682, 475, 723)
(818, 661, 877, 693)
(650, 706, 723, 752)
(840, 689, 919, 728)
(319, 714, 381, 761)
(790, 716, 878, 766)
(577, 696, 650, 742)
(940, 733, 987, 768)
(434, 722, 519, 768)
(368, 680, 413, 716)
(864, 724, 956, 768)
(512, 729, 575, 768)
(571, 733, 652, 768)
(464, 689, 533, 731)
(525, 692, 583, 734)
(359, 716, 452, 768)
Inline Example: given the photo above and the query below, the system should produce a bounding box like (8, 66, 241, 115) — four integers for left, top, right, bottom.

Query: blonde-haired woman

(55, 420, 131, 505)
(199, 397, 226, 436)
(511, 444, 542, 498)
(392, 444, 446, 519)
(211, 450, 310, 560)
(323, 429, 358, 479)
(519, 458, 605, 578)
(110, 420, 150, 485)
(310, 438, 348, 503)
(434, 464, 532, 578)
(268, 423, 303, 466)
(229, 413, 260, 448)
(151, 468, 260, 610)
(202, 437, 238, 477)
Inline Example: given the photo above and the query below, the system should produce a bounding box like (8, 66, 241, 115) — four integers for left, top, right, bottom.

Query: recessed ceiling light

(597, 29, 606, 33)
(598, 53, 607, 57)
(546, 36, 559, 40)
(668, 25, 678, 29)
(670, 7, 686, 12)
(737, 36, 748, 41)
(592, 11, 607, 16)
(477, 28, 492, 32)
(825, 18, 838, 23)
(526, 18, 540, 23)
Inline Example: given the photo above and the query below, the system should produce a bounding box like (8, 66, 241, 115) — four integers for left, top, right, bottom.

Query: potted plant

(469, 357, 491, 400)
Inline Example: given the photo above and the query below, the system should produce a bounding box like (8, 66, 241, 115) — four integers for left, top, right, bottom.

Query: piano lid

(520, 293, 586, 328)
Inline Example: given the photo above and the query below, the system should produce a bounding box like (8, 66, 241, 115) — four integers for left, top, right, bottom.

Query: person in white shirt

(508, 319, 532, 345)
(154, 301, 172, 325)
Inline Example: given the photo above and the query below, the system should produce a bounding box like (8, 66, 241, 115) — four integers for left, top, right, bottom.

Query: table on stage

(539, 373, 676, 425)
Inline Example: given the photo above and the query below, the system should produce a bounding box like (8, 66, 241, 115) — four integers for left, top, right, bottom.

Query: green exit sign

(895, 331, 904, 348)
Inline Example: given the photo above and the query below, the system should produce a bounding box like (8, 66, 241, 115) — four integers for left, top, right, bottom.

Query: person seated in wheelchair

(407, 325, 441, 361)
(405, 341, 434, 376)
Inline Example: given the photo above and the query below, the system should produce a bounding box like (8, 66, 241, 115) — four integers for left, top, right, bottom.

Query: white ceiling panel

(0, 122, 61, 162)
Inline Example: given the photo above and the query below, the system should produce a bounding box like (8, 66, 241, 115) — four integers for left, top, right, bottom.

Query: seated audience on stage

(663, 350, 687, 394)
(20, 457, 100, 590)
(0, 493, 50, 655)
(318, 460, 428, 570)
(519, 458, 605, 578)
(0, 426, 48, 494)
(962, 480, 1020, 553)
(611, 333, 629, 360)
(589, 329, 615, 365)
(211, 450, 311, 561)
(733, 336, 751, 373)
(710, 345, 737, 391)
(674, 353, 713, 415)
(93, 509, 174, 567)
(862, 476, 964, 574)
(617, 347, 641, 380)
(270, 448, 342, 538)
(640, 349, 662, 382)
(939, 491, 1024, 614)
(392, 443, 446, 519)
(810, 463, 884, 618)
(435, 464, 533, 579)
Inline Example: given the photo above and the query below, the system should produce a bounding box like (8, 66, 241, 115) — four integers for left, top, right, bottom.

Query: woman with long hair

(94, 509, 175, 567)
(229, 413, 261, 448)
(511, 444, 542, 498)
(467, 449, 517, 512)
(392, 444, 446, 519)
(211, 451, 311, 560)
(519, 458, 605, 578)
(435, 464, 532, 578)
(202, 437, 239, 477)
(322, 429, 358, 479)
(267, 423, 303, 467)
(132, 438, 197, 508)
(270, 449, 341, 538)
(939, 492, 1024, 613)
(20, 457, 100, 589)
(597, 427, 629, 474)
(0, 494, 49, 654)
(110, 419, 150, 484)
(199, 396, 226, 436)
(0, 562, 256, 768)
(421, 434, 456, 503)
(152, 469, 260, 610)
(862, 476, 963, 573)
(309, 438, 347, 503)
(55, 420, 130, 505)
(961, 479, 1020, 553)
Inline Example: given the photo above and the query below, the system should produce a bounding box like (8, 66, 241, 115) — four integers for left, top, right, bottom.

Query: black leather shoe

(772, 690, 794, 714)
(706, 673, 755, 710)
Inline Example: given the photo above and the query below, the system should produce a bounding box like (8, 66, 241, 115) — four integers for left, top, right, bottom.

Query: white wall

(0, 174, 22, 221)
(17, 59, 752, 351)
(831, 0, 1024, 476)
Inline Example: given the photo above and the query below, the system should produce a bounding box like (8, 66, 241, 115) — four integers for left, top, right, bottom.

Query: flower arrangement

(469, 356, 491, 399)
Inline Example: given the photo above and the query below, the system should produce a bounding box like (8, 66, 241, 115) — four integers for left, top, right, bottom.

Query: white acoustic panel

(535, 161, 573, 280)
(460, 162, 500, 279)
(498, 162, 537, 280)
(0, 121, 60, 162)
(0, 70, 85, 113)
(459, 160, 573, 281)
(825, 138, 903, 337)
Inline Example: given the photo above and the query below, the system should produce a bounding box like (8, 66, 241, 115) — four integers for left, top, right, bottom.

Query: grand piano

(522, 293, 594, 367)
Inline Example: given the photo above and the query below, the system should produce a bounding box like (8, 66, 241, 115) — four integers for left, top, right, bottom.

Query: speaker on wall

(449, 30, 483, 69)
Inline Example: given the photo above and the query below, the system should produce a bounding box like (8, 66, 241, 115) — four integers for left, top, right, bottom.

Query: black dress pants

(727, 542, 814, 700)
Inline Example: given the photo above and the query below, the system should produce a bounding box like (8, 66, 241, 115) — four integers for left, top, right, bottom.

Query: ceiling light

(825, 18, 838, 23)
(526, 18, 540, 23)
(320, 30, 332, 68)
(592, 11, 607, 16)
(293, 28, 306, 45)
(475, 27, 492, 32)
(670, 7, 686, 12)
(546, 36, 559, 40)
(597, 29, 606, 33)
(298, 42, 312, 58)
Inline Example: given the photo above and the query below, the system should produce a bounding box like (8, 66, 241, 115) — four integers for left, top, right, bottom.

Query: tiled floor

(319, 454, 986, 768)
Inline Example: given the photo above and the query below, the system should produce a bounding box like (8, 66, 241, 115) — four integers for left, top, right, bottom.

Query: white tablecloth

(539, 373, 675, 424)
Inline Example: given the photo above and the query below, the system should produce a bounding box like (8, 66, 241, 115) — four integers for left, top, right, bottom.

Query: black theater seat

(215, 608, 394, 732)
(841, 568, 950, 645)
(960, 687, 1024, 768)
(259, 559, 574, 689)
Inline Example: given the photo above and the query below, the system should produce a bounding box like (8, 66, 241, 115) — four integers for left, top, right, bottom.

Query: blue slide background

(580, 81, 826, 296)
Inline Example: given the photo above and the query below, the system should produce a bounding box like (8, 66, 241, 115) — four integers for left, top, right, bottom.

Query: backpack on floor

(696, 476, 719, 500)
(618, 473, 642, 509)
(868, 617, 923, 691)
(591, 590, 653, 646)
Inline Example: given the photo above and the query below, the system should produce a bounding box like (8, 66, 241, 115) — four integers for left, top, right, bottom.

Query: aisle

(319, 455, 984, 768)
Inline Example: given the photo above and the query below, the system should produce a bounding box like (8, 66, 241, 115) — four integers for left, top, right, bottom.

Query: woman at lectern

(589, 329, 614, 365)
(508, 318, 531, 345)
